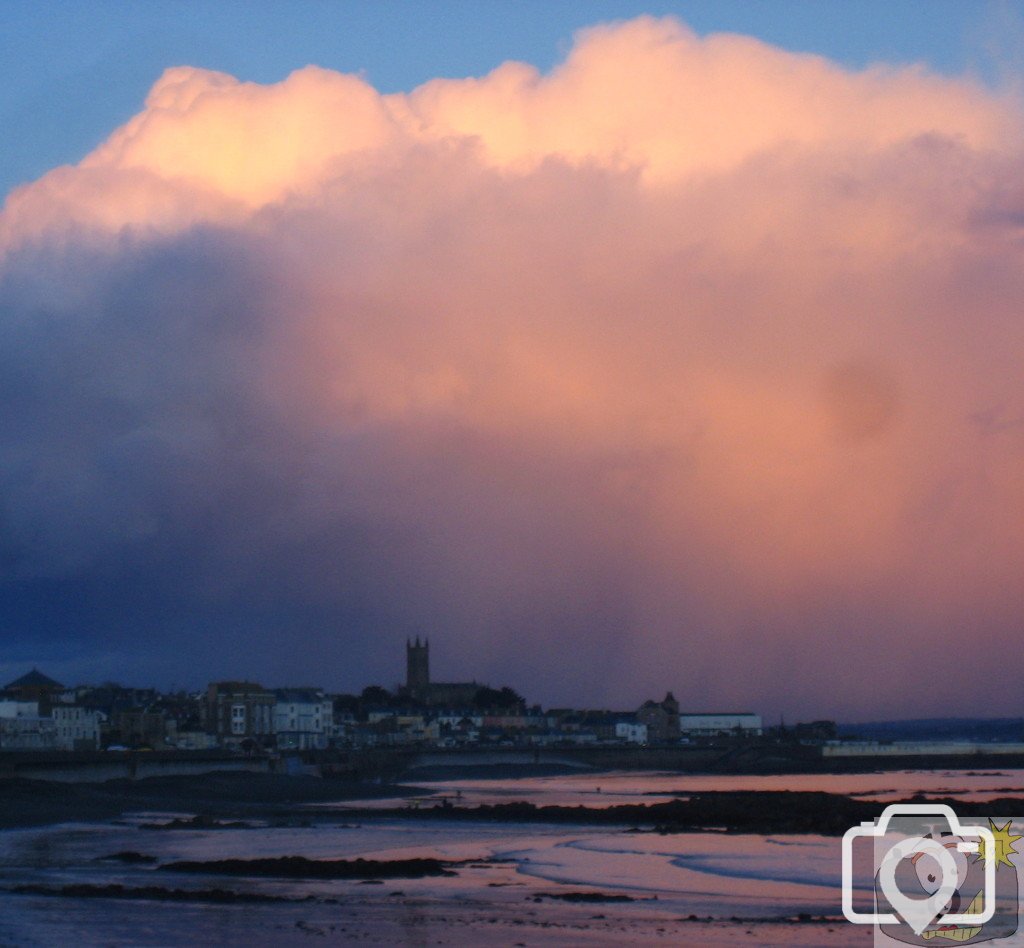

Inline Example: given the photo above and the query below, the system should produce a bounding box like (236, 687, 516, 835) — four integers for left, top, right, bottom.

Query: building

(2, 669, 65, 714)
(0, 699, 55, 749)
(0, 715, 55, 749)
(0, 699, 39, 719)
(273, 688, 334, 750)
(637, 692, 680, 743)
(615, 720, 648, 744)
(678, 713, 762, 738)
(401, 639, 483, 708)
(52, 705, 103, 750)
(434, 713, 480, 745)
(406, 637, 430, 701)
(108, 709, 175, 749)
(206, 681, 275, 748)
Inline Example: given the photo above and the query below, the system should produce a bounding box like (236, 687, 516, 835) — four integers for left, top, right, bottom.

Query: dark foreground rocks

(161, 855, 457, 879)
(534, 891, 646, 903)
(96, 851, 158, 864)
(12, 883, 301, 903)
(343, 790, 1024, 835)
(5, 771, 1023, 837)
(0, 772, 418, 829)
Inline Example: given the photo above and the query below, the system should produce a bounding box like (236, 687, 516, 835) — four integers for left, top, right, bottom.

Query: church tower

(406, 636, 430, 700)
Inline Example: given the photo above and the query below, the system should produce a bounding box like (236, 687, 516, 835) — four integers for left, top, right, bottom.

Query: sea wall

(823, 741, 1024, 757)
(0, 750, 271, 783)
(7, 742, 1024, 784)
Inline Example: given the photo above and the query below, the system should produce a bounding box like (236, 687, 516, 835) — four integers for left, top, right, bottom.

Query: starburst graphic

(977, 819, 1022, 869)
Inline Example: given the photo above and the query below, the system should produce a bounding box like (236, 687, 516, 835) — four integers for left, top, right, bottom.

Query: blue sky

(2, 1, 1021, 201)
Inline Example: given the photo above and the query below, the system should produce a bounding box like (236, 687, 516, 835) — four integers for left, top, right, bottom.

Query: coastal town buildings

(52, 705, 103, 751)
(0, 648, 772, 753)
(108, 708, 176, 749)
(615, 720, 648, 744)
(1, 669, 66, 714)
(0, 699, 55, 749)
(206, 681, 275, 748)
(273, 689, 334, 749)
(678, 713, 763, 738)
(637, 692, 680, 742)
(401, 638, 483, 708)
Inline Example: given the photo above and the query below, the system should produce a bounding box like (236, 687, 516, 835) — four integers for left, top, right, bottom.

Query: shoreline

(329, 790, 1024, 835)
(4, 769, 1023, 834)
(0, 772, 422, 831)
(3, 770, 999, 946)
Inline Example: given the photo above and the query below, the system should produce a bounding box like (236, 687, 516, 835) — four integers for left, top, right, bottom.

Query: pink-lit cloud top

(1, 17, 1021, 717)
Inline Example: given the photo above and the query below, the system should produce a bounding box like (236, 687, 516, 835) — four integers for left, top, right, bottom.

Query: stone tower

(406, 636, 430, 699)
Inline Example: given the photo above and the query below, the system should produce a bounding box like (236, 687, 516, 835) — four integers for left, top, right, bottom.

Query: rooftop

(3, 668, 65, 691)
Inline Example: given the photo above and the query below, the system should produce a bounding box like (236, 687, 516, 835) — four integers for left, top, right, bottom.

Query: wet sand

(4, 771, 1000, 944)
(0, 772, 420, 830)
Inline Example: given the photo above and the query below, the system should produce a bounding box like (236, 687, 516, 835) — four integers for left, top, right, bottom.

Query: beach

(5, 768, 1024, 945)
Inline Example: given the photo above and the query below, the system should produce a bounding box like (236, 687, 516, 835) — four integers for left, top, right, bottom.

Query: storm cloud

(1, 17, 1022, 717)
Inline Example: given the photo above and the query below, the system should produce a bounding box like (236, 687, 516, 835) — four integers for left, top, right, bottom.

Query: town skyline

(0, 639, 768, 755)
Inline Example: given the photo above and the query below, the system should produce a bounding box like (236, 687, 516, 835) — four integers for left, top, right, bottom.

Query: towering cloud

(1, 17, 1021, 717)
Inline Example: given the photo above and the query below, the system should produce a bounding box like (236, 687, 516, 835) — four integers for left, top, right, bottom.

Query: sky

(1, 3, 1023, 720)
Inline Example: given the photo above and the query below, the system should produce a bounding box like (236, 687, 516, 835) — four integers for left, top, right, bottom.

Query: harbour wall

(5, 742, 1024, 783)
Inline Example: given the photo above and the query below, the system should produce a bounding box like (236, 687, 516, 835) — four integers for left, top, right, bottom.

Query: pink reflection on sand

(329, 769, 1024, 811)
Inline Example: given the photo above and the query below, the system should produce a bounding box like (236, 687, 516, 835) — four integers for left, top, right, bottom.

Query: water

(3, 770, 1023, 946)
(336, 768, 1024, 808)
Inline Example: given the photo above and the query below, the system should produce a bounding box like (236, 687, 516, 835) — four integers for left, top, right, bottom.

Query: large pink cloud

(1, 16, 1022, 718)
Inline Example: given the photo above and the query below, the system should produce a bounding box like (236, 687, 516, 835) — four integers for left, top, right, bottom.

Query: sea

(3, 769, 1024, 946)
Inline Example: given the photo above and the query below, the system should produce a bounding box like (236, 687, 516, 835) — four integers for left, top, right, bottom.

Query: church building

(403, 638, 482, 707)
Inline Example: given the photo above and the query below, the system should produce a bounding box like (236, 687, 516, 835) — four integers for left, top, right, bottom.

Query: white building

(52, 705, 103, 750)
(0, 700, 39, 720)
(0, 700, 56, 749)
(678, 713, 762, 737)
(615, 721, 648, 744)
(273, 689, 334, 750)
